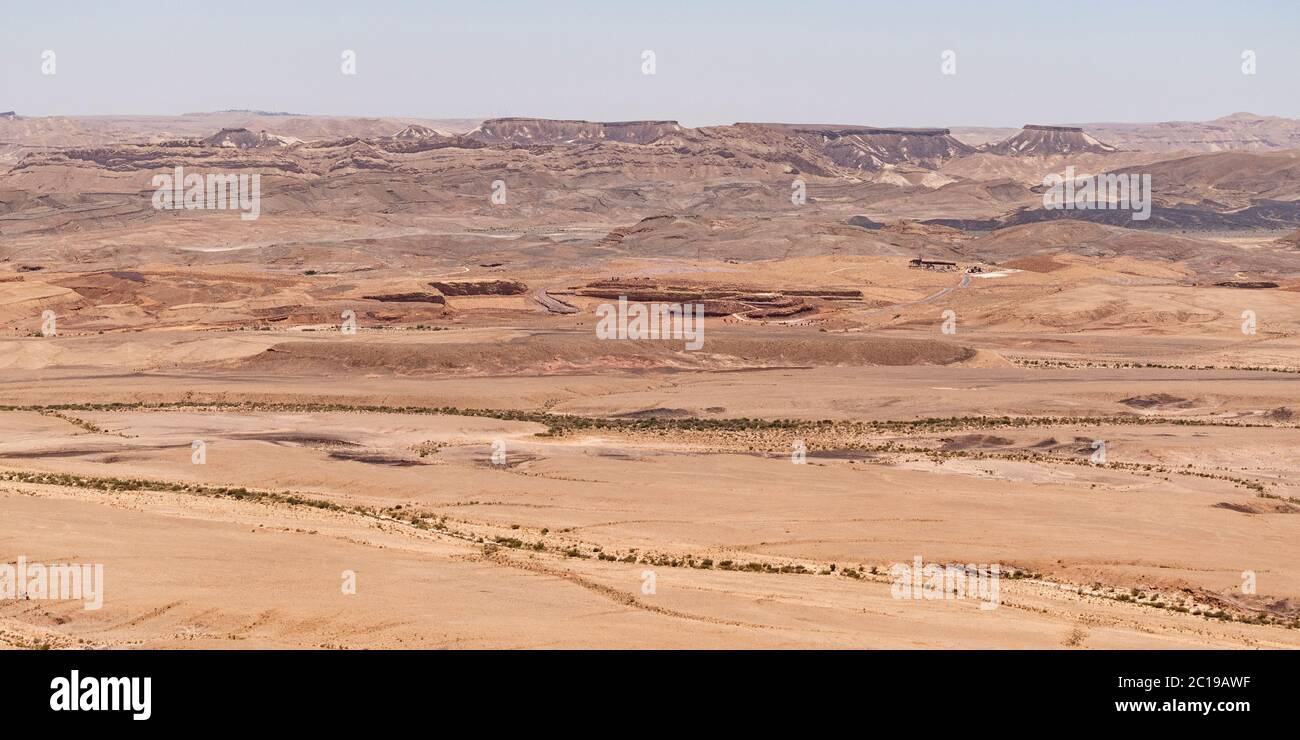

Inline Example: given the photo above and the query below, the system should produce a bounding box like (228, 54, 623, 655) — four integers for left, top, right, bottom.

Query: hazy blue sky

(3, 0, 1297, 126)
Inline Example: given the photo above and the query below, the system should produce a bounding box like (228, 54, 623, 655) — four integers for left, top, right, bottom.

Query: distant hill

(982, 125, 1117, 156)
(737, 123, 975, 171)
(199, 127, 298, 149)
(1077, 113, 1300, 152)
(467, 118, 682, 145)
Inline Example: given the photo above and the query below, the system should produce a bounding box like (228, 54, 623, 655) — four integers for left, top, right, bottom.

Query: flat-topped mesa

(468, 117, 682, 145)
(855, 127, 952, 136)
(1022, 124, 1085, 133)
(983, 124, 1117, 156)
(739, 123, 953, 136)
(739, 122, 974, 170)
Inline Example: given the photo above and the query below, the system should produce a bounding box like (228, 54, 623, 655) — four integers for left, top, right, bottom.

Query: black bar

(2, 649, 1284, 726)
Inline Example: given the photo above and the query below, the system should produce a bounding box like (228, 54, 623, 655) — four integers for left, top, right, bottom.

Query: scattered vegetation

(1, 400, 1292, 629)
(1012, 357, 1300, 374)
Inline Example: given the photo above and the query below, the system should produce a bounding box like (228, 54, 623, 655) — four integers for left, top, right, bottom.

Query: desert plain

(1, 111, 1299, 648)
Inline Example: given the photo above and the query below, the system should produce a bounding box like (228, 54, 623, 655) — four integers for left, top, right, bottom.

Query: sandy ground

(2, 153, 1299, 648)
(2, 364, 1298, 648)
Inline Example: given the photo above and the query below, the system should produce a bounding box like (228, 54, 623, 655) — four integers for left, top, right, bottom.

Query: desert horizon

(4, 103, 1299, 653)
(3, 6, 1299, 724)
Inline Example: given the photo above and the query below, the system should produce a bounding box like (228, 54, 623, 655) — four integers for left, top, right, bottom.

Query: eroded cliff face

(738, 123, 976, 170)
(467, 118, 684, 145)
(982, 125, 1118, 156)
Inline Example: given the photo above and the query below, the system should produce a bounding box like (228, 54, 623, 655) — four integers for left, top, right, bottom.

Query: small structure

(908, 256, 958, 272)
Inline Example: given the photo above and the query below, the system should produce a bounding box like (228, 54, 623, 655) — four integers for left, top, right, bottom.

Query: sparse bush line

(882, 444, 1275, 495)
(0, 402, 1284, 495)
(1, 401, 1293, 435)
(1010, 357, 1300, 374)
(2, 467, 1290, 627)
